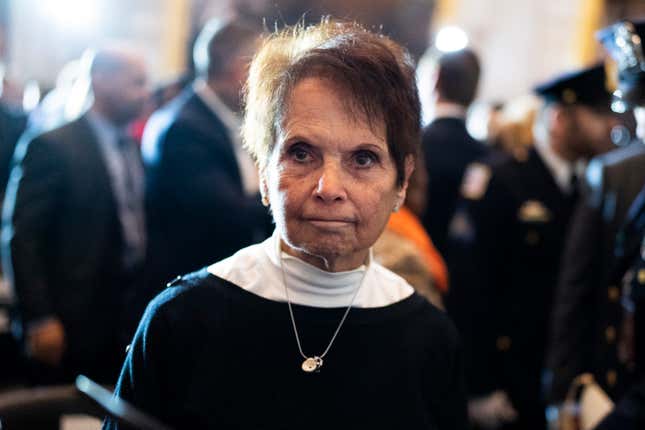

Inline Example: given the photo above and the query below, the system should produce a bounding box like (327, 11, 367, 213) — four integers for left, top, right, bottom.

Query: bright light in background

(466, 102, 490, 140)
(22, 80, 41, 112)
(435, 26, 469, 52)
(41, 0, 100, 33)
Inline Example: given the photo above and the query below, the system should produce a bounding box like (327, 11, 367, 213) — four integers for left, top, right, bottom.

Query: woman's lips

(304, 217, 356, 228)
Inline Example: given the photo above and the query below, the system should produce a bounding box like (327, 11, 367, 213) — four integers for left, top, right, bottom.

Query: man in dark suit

(544, 19, 645, 430)
(446, 65, 625, 430)
(420, 48, 488, 255)
(142, 19, 271, 296)
(1, 47, 148, 385)
(0, 102, 26, 387)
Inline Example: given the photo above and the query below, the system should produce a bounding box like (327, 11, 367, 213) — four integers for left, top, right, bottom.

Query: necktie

(569, 171, 580, 201)
(117, 134, 146, 268)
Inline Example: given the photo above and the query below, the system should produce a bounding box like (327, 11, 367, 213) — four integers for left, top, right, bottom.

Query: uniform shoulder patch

(518, 200, 552, 222)
(460, 162, 492, 200)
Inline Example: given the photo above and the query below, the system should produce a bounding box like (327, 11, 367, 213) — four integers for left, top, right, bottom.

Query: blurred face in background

(92, 52, 148, 126)
(549, 104, 622, 160)
(569, 105, 623, 157)
(214, 37, 258, 112)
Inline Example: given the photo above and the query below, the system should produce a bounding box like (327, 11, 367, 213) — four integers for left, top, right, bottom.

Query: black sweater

(104, 269, 467, 429)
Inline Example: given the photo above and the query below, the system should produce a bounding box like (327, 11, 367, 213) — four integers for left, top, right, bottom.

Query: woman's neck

(280, 241, 368, 272)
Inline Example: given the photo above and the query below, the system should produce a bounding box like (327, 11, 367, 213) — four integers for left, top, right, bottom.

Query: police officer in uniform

(548, 19, 645, 430)
(595, 231, 645, 429)
(446, 64, 626, 430)
(596, 165, 645, 430)
(547, 22, 645, 421)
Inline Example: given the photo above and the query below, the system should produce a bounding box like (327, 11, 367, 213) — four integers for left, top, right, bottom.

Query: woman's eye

(288, 144, 312, 163)
(294, 149, 309, 161)
(353, 151, 378, 168)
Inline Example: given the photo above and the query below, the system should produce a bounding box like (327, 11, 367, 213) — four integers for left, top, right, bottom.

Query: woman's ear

(394, 155, 415, 211)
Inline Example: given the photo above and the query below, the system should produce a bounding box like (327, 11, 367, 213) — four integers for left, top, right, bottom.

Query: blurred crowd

(0, 6, 644, 430)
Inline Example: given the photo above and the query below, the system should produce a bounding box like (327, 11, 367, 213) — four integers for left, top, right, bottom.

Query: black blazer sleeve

(546, 178, 603, 401)
(2, 133, 63, 323)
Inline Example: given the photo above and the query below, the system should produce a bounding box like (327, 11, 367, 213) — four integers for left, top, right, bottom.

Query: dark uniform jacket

(595, 185, 645, 430)
(446, 147, 577, 430)
(547, 143, 645, 402)
(0, 104, 27, 386)
(421, 117, 488, 255)
(1, 115, 130, 383)
(142, 87, 270, 297)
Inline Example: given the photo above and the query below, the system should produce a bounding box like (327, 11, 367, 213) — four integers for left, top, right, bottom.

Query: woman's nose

(314, 162, 347, 202)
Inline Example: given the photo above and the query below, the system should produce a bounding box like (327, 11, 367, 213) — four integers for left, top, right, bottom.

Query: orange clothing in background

(387, 206, 449, 293)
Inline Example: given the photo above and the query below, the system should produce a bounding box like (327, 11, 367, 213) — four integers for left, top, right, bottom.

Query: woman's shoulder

(391, 295, 462, 367)
(412, 295, 459, 339)
(148, 240, 267, 308)
(363, 263, 458, 343)
(385, 287, 460, 351)
(145, 268, 243, 321)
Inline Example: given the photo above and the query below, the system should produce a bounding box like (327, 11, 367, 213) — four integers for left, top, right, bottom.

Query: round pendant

(301, 356, 323, 373)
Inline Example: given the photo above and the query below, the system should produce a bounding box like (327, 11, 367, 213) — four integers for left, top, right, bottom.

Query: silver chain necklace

(279, 251, 368, 373)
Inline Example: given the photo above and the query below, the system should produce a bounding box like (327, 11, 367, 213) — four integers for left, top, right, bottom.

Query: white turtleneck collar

(208, 230, 414, 308)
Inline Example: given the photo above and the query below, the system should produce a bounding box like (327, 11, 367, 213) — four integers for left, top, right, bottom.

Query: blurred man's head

(433, 48, 480, 108)
(193, 19, 259, 111)
(534, 64, 629, 160)
(235, 0, 434, 61)
(90, 46, 148, 126)
(597, 19, 645, 140)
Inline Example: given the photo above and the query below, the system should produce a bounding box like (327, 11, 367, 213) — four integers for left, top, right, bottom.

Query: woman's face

(262, 77, 412, 272)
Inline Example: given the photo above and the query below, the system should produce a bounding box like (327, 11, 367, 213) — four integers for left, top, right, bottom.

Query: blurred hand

(26, 317, 66, 366)
(468, 390, 519, 429)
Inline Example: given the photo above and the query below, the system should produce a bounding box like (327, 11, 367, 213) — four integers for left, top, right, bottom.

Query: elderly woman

(104, 20, 466, 429)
